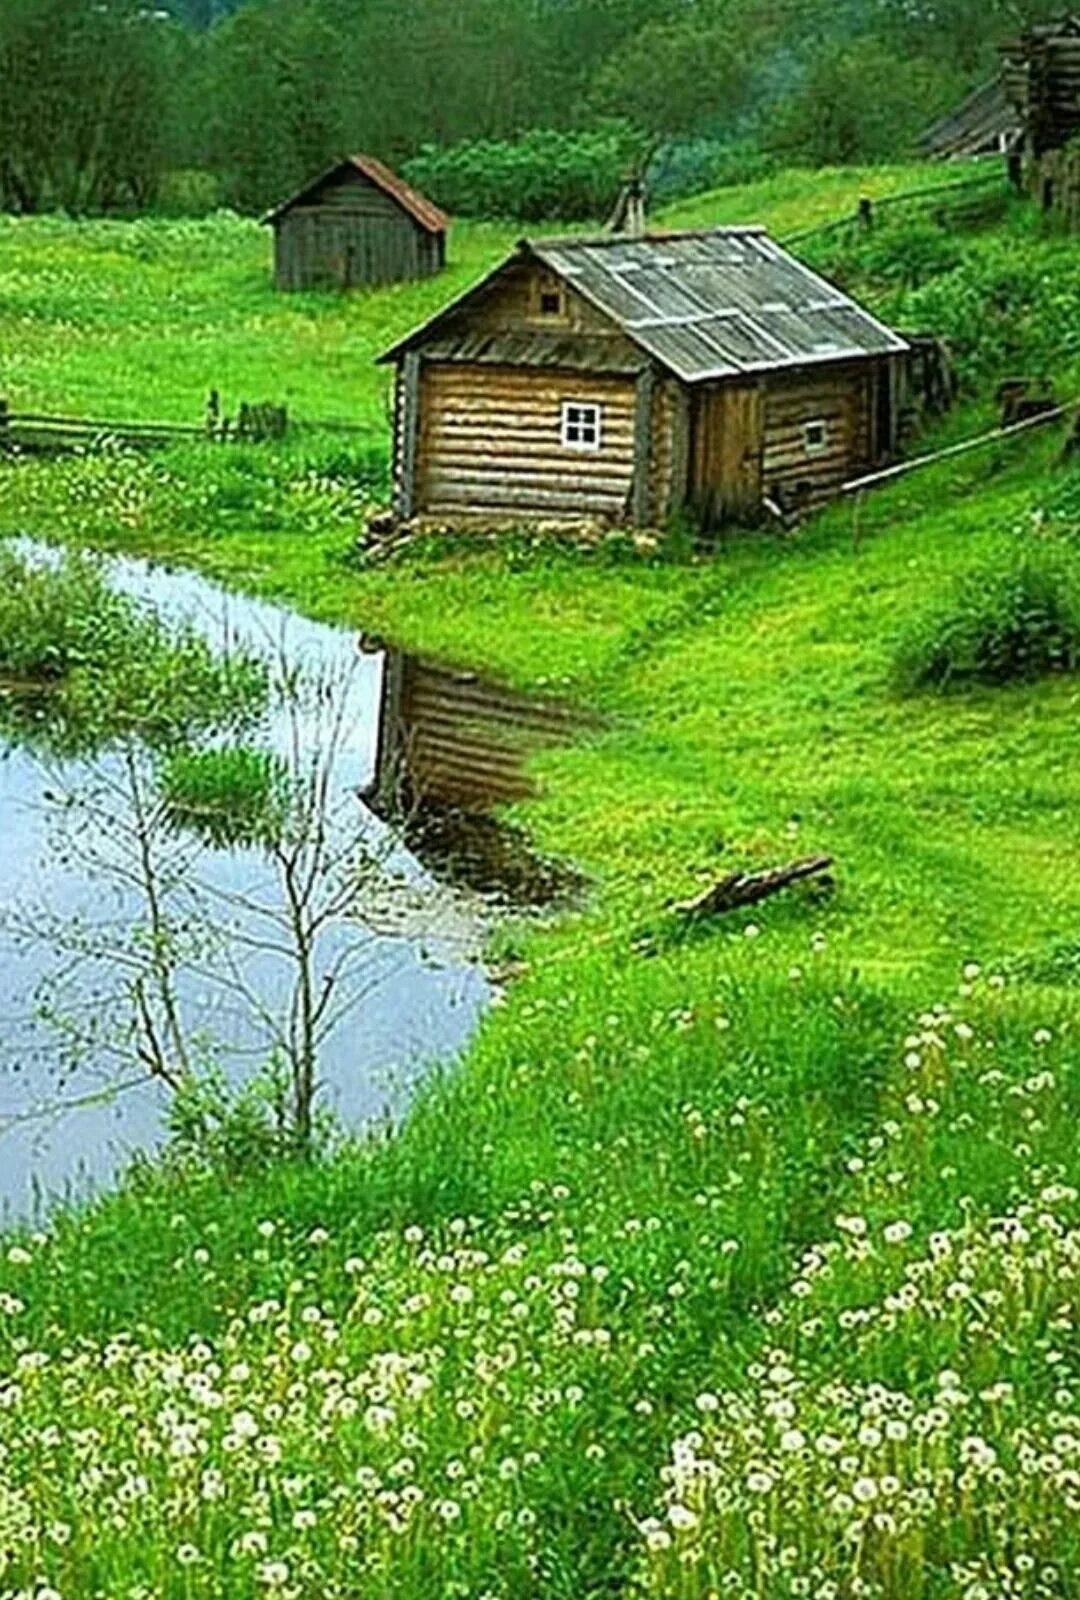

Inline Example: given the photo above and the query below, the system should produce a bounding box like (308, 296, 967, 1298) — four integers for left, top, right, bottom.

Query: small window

(804, 419, 828, 455)
(535, 274, 565, 319)
(561, 401, 602, 451)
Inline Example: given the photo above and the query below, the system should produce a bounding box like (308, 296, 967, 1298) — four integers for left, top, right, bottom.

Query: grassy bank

(0, 164, 1078, 1598)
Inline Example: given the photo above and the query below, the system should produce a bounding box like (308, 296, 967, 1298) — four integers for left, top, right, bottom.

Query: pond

(0, 547, 501, 1222)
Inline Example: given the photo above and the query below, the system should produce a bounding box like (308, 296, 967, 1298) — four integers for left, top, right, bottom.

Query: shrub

(160, 745, 289, 849)
(899, 226, 1080, 389)
(830, 217, 965, 290)
(0, 548, 268, 754)
(894, 542, 1080, 690)
(402, 123, 642, 221)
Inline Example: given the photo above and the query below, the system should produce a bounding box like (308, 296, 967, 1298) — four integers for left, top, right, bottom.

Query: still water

(0, 547, 492, 1221)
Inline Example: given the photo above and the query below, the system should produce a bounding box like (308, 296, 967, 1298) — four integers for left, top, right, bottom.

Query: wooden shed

(378, 228, 909, 531)
(1001, 16, 1080, 221)
(919, 79, 1021, 161)
(263, 155, 448, 292)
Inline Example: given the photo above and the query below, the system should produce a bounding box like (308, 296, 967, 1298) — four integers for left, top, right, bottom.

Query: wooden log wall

(1030, 142, 1080, 226)
(761, 362, 873, 512)
(1002, 29, 1080, 157)
(416, 363, 638, 520)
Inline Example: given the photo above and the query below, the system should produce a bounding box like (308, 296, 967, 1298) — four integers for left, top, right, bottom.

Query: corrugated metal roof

(380, 228, 906, 381)
(527, 230, 908, 382)
(263, 155, 449, 233)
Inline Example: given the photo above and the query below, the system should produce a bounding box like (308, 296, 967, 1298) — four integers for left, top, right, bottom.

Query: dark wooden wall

(1002, 28, 1080, 158)
(273, 169, 444, 291)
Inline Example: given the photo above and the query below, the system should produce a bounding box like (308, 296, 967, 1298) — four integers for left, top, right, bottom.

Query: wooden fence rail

(782, 168, 1010, 247)
(0, 395, 292, 456)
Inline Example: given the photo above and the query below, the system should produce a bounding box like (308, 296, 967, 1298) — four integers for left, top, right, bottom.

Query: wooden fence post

(631, 365, 657, 527)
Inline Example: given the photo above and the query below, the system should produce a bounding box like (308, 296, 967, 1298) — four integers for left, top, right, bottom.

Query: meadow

(0, 162, 1078, 1599)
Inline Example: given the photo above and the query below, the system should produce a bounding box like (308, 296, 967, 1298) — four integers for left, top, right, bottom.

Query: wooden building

(263, 156, 448, 292)
(919, 79, 1021, 161)
(1001, 17, 1080, 222)
(379, 228, 909, 531)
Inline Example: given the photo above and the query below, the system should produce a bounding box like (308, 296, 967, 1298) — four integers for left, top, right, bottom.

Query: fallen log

(675, 855, 834, 917)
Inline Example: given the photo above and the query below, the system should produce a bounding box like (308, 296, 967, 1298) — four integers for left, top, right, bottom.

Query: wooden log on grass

(675, 855, 835, 918)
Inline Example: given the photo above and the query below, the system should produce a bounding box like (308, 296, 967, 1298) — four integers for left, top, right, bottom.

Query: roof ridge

(523, 225, 769, 250)
(262, 154, 448, 232)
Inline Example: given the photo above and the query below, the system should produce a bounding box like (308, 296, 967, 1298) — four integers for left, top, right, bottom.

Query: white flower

(667, 1503, 698, 1531)
(883, 1220, 913, 1245)
(641, 1518, 672, 1553)
(695, 1392, 720, 1414)
(435, 1498, 462, 1523)
(257, 1561, 289, 1588)
(780, 1428, 807, 1452)
(852, 1477, 878, 1504)
(176, 1544, 201, 1565)
(6, 1246, 31, 1266)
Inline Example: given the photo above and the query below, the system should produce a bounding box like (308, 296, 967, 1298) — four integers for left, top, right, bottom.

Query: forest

(0, 0, 1068, 218)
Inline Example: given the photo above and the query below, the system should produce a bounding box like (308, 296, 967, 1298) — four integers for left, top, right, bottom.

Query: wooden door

(690, 382, 764, 528)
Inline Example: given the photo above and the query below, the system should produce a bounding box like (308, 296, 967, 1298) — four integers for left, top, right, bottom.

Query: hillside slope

(0, 167, 1078, 1599)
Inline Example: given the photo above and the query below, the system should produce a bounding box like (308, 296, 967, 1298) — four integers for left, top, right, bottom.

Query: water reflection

(0, 549, 492, 1221)
(360, 635, 585, 905)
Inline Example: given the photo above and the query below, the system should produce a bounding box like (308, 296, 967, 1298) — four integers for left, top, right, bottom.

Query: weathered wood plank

(632, 366, 656, 527)
(397, 352, 422, 520)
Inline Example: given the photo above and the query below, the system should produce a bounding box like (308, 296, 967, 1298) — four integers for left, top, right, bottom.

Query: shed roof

(919, 79, 1021, 159)
(381, 228, 907, 382)
(263, 155, 449, 233)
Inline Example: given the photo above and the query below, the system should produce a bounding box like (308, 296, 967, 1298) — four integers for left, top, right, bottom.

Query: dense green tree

(765, 38, 964, 167)
(588, 9, 750, 144)
(0, 0, 177, 212)
(0, 0, 1063, 218)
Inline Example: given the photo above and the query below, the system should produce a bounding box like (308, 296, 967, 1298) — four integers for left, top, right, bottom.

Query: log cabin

(263, 156, 448, 291)
(1001, 16, 1080, 223)
(379, 228, 910, 531)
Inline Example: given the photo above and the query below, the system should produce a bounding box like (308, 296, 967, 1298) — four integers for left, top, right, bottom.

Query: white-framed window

(561, 400, 602, 451)
(804, 419, 828, 456)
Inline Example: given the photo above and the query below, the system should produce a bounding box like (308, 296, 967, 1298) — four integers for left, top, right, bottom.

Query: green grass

(0, 161, 979, 426)
(0, 163, 1078, 1598)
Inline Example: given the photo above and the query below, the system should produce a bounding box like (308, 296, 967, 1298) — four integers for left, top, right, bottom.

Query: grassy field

(0, 164, 1078, 1599)
(0, 161, 975, 426)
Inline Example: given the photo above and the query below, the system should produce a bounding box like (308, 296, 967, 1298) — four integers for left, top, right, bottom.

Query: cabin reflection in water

(358, 637, 584, 905)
